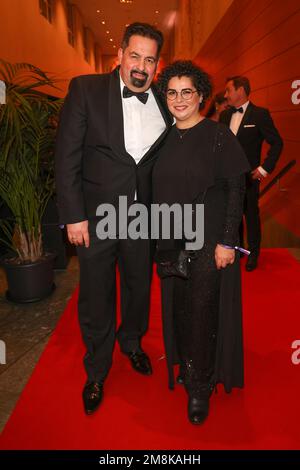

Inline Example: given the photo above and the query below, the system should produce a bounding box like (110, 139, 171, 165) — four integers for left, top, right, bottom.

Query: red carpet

(0, 248, 299, 450)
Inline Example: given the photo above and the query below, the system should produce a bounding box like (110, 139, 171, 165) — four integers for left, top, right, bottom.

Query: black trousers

(241, 177, 261, 255)
(76, 222, 153, 383)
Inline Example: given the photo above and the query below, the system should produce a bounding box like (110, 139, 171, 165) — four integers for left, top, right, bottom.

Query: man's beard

(130, 69, 148, 88)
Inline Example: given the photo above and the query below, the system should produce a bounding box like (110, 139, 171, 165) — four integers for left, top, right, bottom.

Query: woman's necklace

(175, 118, 205, 140)
(176, 127, 193, 140)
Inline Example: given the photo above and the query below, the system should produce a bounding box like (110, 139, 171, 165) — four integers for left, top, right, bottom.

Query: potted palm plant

(0, 59, 63, 302)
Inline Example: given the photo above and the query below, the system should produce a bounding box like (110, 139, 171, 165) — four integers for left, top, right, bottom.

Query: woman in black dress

(206, 91, 228, 121)
(153, 61, 250, 425)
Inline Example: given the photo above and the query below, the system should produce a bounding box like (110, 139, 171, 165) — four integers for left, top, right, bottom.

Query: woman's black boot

(187, 382, 214, 425)
(187, 396, 209, 425)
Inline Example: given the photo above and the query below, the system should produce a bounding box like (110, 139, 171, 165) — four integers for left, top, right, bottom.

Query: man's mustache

(130, 69, 148, 79)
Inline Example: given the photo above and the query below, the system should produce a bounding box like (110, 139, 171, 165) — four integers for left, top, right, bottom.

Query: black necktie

(123, 86, 149, 104)
(232, 106, 243, 113)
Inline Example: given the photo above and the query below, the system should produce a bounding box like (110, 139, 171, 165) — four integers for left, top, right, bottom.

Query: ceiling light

(109, 38, 113, 42)
(155, 10, 159, 14)
(101, 20, 105, 25)
(106, 30, 110, 34)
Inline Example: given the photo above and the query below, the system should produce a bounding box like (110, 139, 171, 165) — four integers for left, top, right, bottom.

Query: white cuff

(258, 166, 268, 177)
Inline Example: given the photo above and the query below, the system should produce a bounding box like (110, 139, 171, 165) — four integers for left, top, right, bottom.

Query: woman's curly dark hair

(156, 60, 212, 110)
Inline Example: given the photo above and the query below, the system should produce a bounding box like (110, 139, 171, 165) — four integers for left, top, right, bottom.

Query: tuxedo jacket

(55, 67, 173, 224)
(219, 102, 283, 173)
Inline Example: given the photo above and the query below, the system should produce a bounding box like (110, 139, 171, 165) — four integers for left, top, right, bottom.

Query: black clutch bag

(155, 249, 192, 280)
(154, 181, 208, 280)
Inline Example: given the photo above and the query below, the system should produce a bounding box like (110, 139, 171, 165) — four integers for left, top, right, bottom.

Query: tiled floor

(0, 257, 79, 433)
(0, 249, 299, 434)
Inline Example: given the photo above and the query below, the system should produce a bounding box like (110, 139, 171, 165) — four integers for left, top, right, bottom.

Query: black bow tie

(123, 86, 149, 104)
(232, 106, 243, 113)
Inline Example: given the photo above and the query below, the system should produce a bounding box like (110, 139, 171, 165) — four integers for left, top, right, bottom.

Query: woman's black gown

(152, 118, 250, 395)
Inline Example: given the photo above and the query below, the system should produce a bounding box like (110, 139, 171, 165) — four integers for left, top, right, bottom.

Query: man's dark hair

(157, 60, 212, 110)
(227, 76, 251, 96)
(121, 22, 164, 58)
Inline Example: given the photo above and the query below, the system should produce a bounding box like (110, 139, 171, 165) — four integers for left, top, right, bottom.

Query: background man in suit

(220, 76, 283, 271)
(55, 23, 172, 415)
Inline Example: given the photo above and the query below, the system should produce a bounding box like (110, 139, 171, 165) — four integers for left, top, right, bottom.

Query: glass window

(67, 2, 75, 47)
(39, 0, 53, 23)
(83, 27, 90, 63)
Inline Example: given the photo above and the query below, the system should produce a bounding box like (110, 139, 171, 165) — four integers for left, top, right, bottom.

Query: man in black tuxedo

(55, 23, 172, 414)
(220, 76, 283, 271)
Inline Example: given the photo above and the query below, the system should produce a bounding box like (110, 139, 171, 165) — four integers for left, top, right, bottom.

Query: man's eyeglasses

(166, 88, 199, 101)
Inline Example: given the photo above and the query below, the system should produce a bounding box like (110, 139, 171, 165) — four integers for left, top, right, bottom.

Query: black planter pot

(1, 253, 56, 303)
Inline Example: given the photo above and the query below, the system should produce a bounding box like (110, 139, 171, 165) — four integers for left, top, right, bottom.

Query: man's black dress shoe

(82, 381, 103, 415)
(124, 350, 152, 375)
(188, 397, 209, 425)
(246, 255, 258, 272)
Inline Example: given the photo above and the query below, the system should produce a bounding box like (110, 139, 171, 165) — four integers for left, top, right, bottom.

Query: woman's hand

(215, 244, 235, 270)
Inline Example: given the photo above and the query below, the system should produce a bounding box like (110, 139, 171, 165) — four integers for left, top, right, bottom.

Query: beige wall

(173, 0, 233, 60)
(102, 55, 120, 74)
(0, 0, 103, 97)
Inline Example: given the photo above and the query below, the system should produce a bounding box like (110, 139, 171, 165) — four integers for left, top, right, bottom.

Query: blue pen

(220, 245, 251, 256)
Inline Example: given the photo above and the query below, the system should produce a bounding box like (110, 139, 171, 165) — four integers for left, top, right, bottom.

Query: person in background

(220, 76, 283, 271)
(206, 91, 228, 121)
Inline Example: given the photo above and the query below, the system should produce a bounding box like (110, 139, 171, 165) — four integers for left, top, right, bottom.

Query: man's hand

(215, 244, 235, 270)
(67, 220, 90, 247)
(251, 167, 266, 181)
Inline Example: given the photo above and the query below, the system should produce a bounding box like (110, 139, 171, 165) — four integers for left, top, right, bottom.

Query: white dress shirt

(229, 100, 249, 136)
(120, 76, 166, 165)
(230, 100, 267, 177)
